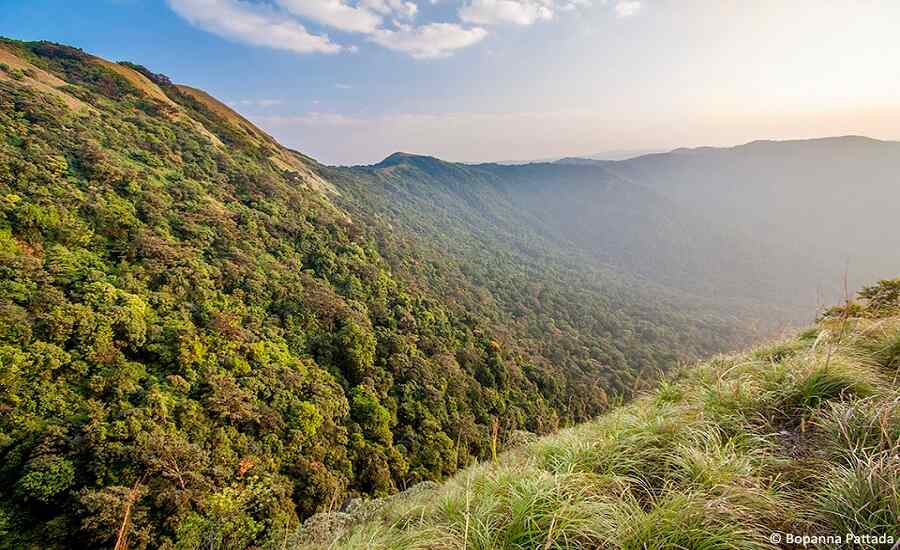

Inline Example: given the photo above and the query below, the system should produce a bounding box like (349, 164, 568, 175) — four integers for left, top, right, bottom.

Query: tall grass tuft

(814, 452, 900, 534)
(816, 395, 900, 461)
(613, 492, 772, 550)
(774, 354, 879, 413)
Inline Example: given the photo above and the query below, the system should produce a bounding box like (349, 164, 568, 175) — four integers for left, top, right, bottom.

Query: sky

(2, 0, 900, 165)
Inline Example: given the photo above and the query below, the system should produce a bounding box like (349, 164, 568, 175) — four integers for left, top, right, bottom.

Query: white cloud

(336, 83, 353, 89)
(370, 22, 488, 58)
(168, 0, 343, 54)
(275, 0, 383, 33)
(170, 0, 485, 59)
(362, 0, 418, 19)
(614, 1, 641, 18)
(459, 0, 554, 25)
(272, 0, 419, 34)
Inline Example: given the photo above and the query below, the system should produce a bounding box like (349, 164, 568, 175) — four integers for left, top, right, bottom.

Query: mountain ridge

(335, 135, 900, 319)
(374, 137, 895, 171)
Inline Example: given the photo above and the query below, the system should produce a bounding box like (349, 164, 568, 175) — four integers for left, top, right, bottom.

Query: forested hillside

(330, 155, 810, 317)
(326, 154, 755, 392)
(0, 38, 751, 548)
(341, 140, 900, 319)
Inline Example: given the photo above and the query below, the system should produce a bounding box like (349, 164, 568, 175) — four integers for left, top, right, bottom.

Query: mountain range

(0, 37, 896, 548)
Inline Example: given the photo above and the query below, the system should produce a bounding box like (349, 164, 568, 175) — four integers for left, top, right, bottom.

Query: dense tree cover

(0, 39, 751, 548)
(330, 155, 823, 324)
(326, 155, 755, 377)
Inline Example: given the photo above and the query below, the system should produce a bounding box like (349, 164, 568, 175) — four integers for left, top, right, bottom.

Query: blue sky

(3, 0, 899, 164)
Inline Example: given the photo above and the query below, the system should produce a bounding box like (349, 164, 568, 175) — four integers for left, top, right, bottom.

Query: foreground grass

(293, 313, 900, 549)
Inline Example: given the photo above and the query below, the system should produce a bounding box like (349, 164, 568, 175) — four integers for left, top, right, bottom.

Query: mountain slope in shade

(376, 136, 898, 317)
(604, 136, 900, 299)
(330, 149, 851, 323)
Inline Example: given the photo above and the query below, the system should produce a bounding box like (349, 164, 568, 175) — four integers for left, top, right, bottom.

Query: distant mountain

(606, 136, 900, 299)
(339, 136, 900, 320)
(342, 156, 801, 312)
(497, 148, 660, 165)
(556, 148, 662, 163)
(455, 137, 900, 312)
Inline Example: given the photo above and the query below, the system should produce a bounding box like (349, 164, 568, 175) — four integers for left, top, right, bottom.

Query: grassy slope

(300, 302, 900, 549)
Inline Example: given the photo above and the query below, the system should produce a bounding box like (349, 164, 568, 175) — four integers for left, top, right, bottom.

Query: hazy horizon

(3, 0, 899, 164)
(350, 134, 896, 167)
